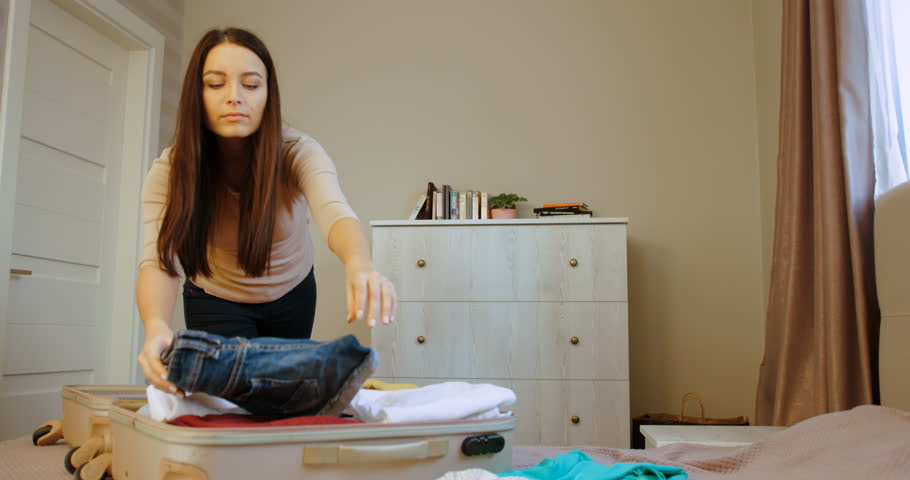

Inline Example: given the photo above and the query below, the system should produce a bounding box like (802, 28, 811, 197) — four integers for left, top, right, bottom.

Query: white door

(0, 0, 129, 439)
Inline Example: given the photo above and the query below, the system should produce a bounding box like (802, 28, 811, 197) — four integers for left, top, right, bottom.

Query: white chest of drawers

(369, 217, 630, 447)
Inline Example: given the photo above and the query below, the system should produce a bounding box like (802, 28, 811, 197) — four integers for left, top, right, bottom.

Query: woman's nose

(226, 83, 243, 105)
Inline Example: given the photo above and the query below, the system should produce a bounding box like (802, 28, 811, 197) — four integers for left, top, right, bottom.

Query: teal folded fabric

(498, 450, 687, 480)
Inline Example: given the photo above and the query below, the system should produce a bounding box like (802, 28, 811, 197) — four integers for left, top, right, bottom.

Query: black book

(417, 182, 437, 220)
(533, 206, 591, 214)
(537, 211, 593, 216)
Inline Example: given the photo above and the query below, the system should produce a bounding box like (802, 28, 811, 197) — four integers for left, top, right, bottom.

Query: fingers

(139, 357, 173, 394)
(137, 334, 183, 396)
(350, 272, 366, 324)
(370, 275, 399, 327)
(366, 273, 380, 328)
(345, 267, 398, 328)
(380, 280, 393, 325)
(390, 283, 398, 323)
(138, 353, 169, 393)
(345, 278, 355, 324)
(148, 336, 170, 379)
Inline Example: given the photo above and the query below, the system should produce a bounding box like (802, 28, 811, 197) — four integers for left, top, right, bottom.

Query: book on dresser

(369, 217, 631, 447)
(408, 194, 428, 221)
(409, 181, 497, 220)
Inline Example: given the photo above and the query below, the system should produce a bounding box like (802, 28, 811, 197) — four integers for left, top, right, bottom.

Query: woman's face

(201, 43, 268, 138)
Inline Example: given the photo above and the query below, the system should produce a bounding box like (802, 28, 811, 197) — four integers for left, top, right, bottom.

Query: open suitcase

(53, 385, 517, 480)
(31, 385, 148, 475)
(110, 403, 515, 480)
(61, 385, 147, 447)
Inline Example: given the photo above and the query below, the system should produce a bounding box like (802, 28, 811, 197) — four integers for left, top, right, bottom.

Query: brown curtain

(756, 0, 880, 426)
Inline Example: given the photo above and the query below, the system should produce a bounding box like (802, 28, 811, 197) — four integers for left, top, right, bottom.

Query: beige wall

(183, 0, 772, 419)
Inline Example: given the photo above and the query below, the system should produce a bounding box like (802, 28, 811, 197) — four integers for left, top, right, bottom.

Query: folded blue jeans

(161, 329, 378, 418)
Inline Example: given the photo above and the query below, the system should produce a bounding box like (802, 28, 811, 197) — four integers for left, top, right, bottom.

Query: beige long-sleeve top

(139, 125, 357, 303)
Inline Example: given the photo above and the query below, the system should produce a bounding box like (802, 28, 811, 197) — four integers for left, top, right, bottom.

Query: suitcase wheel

(73, 453, 113, 480)
(31, 425, 51, 446)
(32, 419, 63, 446)
(461, 434, 506, 456)
(73, 464, 86, 480)
(72, 465, 111, 480)
(65, 436, 106, 475)
(64, 446, 79, 474)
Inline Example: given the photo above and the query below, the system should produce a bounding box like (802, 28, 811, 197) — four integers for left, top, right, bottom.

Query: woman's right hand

(137, 326, 183, 396)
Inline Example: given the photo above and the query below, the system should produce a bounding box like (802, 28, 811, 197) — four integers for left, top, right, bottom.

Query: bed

(510, 404, 909, 478)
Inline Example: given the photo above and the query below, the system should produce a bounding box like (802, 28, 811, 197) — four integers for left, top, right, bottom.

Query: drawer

(372, 224, 627, 302)
(382, 377, 630, 448)
(370, 302, 628, 381)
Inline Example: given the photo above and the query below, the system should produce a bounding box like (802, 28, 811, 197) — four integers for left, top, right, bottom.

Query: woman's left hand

(345, 262, 398, 327)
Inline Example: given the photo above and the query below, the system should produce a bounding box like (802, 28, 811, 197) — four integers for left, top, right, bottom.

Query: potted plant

(488, 193, 528, 219)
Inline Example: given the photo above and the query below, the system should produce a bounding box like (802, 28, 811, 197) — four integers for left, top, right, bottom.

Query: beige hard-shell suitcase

(32, 385, 146, 448)
(108, 396, 515, 480)
(30, 385, 148, 476)
(61, 385, 147, 447)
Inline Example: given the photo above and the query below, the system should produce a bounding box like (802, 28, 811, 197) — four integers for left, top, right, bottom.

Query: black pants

(183, 267, 316, 339)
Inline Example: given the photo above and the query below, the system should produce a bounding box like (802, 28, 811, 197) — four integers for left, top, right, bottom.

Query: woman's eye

(244, 84, 259, 90)
(207, 84, 224, 89)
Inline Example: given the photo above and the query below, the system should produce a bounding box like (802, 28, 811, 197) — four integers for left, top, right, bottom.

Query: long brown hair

(158, 28, 297, 279)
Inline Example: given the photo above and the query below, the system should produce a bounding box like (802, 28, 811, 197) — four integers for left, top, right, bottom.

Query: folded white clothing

(348, 381, 516, 423)
(435, 468, 524, 480)
(143, 385, 250, 422)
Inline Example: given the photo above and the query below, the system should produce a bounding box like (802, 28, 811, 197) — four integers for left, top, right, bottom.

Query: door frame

(0, 0, 164, 387)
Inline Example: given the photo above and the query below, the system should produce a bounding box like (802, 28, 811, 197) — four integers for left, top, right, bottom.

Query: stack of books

(409, 182, 490, 220)
(533, 203, 593, 217)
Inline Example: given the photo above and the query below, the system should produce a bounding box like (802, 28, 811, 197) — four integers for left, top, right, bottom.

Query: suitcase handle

(303, 439, 449, 465)
(158, 458, 207, 480)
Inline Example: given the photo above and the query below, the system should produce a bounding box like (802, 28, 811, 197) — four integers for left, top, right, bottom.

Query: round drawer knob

(417, 259, 426, 268)
(416, 336, 425, 344)
(570, 336, 579, 345)
(569, 258, 578, 267)
(571, 416, 580, 424)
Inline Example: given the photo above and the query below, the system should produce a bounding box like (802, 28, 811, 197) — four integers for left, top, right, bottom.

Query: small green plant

(489, 193, 528, 209)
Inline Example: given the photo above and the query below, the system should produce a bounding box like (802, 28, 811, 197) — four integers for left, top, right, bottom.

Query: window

(866, 0, 909, 196)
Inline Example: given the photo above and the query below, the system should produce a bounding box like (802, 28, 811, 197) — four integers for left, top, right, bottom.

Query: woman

(136, 28, 397, 395)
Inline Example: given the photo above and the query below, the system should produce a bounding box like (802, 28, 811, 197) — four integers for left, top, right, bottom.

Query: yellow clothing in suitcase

(362, 379, 418, 391)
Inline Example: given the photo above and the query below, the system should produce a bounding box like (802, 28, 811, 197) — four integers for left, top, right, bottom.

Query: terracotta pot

(490, 207, 518, 219)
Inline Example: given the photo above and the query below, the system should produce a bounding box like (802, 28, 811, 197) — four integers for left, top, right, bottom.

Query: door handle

(10, 269, 32, 275)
